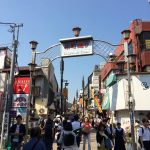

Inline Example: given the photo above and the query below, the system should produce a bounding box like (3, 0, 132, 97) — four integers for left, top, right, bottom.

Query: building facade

(100, 19, 150, 127)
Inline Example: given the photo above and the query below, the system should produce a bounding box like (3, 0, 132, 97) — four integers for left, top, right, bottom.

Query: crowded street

(0, 1, 150, 150)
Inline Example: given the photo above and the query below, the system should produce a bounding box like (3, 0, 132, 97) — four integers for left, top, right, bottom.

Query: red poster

(13, 77, 30, 94)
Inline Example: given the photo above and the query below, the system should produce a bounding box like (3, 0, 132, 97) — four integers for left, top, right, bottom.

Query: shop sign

(12, 94, 29, 108)
(13, 77, 30, 94)
(102, 92, 110, 110)
(60, 36, 93, 57)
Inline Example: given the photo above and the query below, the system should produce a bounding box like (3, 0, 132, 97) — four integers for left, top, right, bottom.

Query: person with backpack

(44, 114, 54, 150)
(103, 118, 114, 150)
(82, 117, 92, 150)
(23, 127, 46, 150)
(72, 114, 82, 147)
(58, 122, 79, 150)
(114, 122, 126, 150)
(138, 118, 150, 150)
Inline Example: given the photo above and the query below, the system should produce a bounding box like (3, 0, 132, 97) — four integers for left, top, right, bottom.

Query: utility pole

(60, 58, 64, 115)
(0, 22, 23, 149)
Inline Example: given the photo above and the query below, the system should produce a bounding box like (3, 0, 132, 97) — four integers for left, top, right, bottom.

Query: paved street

(53, 132, 97, 150)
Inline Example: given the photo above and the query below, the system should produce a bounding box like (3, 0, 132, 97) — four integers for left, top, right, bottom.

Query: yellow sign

(145, 40, 150, 49)
(94, 96, 102, 113)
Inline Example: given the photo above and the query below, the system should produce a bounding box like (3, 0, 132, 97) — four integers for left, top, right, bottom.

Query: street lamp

(122, 29, 136, 150)
(72, 26, 81, 37)
(29, 40, 38, 64)
(25, 41, 38, 139)
(63, 80, 69, 113)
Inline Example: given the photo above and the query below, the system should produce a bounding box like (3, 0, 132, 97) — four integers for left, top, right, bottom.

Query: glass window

(128, 42, 133, 54)
(139, 31, 150, 51)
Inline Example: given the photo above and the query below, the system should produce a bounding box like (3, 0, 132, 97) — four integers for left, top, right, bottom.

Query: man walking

(44, 114, 54, 150)
(138, 118, 150, 150)
(72, 114, 82, 147)
(9, 115, 26, 150)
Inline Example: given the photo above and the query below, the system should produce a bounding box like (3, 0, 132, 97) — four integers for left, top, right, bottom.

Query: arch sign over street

(60, 35, 93, 57)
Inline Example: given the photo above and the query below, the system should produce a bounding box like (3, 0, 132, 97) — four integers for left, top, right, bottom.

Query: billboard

(60, 36, 93, 57)
(12, 94, 29, 108)
(13, 77, 30, 94)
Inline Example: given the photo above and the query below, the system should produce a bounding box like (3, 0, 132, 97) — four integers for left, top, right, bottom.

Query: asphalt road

(53, 132, 97, 150)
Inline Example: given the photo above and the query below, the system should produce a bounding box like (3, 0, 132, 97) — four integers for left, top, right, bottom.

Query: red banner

(13, 77, 30, 94)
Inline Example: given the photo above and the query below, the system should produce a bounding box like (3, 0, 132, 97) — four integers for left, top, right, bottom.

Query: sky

(0, 0, 150, 103)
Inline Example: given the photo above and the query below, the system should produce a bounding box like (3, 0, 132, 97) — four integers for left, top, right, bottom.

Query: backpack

(63, 132, 75, 146)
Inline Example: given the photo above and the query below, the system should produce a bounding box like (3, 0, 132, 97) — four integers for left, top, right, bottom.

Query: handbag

(104, 138, 113, 149)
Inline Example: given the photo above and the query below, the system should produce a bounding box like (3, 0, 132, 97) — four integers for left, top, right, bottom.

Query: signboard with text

(60, 36, 93, 57)
(13, 77, 30, 94)
(12, 94, 29, 108)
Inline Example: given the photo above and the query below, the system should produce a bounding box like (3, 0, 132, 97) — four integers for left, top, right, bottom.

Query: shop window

(139, 31, 150, 51)
(128, 42, 133, 54)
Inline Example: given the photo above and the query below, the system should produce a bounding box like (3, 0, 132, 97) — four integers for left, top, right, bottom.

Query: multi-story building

(100, 19, 150, 128)
(0, 57, 59, 125)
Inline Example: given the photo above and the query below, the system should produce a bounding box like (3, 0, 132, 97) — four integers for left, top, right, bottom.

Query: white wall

(0, 73, 7, 92)
(109, 74, 150, 111)
(132, 75, 150, 110)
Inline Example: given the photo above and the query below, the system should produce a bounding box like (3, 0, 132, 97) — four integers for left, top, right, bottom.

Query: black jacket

(9, 124, 26, 143)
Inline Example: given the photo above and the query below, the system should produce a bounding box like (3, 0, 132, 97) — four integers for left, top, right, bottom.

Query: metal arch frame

(93, 52, 108, 62)
(36, 43, 61, 54)
(93, 39, 123, 47)
(33, 38, 123, 115)
(35, 56, 62, 68)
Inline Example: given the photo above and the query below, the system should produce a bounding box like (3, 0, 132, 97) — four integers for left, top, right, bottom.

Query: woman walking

(82, 117, 92, 150)
(114, 122, 126, 150)
(96, 123, 108, 150)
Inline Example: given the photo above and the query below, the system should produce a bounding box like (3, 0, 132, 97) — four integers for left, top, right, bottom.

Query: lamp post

(60, 58, 64, 115)
(63, 80, 69, 113)
(25, 41, 38, 138)
(122, 30, 136, 150)
(82, 76, 85, 117)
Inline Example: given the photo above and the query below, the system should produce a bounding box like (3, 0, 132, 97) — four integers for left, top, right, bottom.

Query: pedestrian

(103, 118, 114, 150)
(114, 122, 126, 150)
(39, 118, 45, 138)
(58, 122, 79, 150)
(96, 123, 108, 150)
(82, 117, 92, 150)
(138, 118, 150, 150)
(72, 114, 82, 147)
(44, 114, 54, 150)
(9, 115, 26, 150)
(23, 127, 46, 150)
(54, 115, 62, 150)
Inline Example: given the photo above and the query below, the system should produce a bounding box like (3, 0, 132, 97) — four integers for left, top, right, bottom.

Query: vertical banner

(94, 96, 102, 113)
(12, 77, 30, 121)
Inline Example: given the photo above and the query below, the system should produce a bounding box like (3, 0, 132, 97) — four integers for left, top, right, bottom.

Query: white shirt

(72, 121, 81, 130)
(138, 126, 150, 141)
